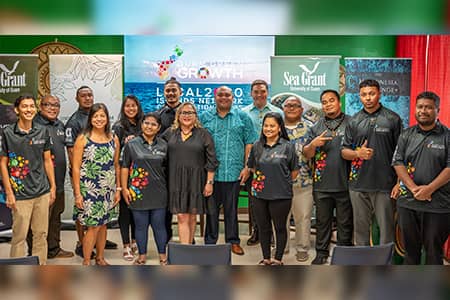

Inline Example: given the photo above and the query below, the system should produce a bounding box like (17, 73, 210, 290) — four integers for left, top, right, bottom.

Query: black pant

(165, 209, 173, 243)
(245, 178, 258, 234)
(314, 191, 353, 256)
(119, 196, 135, 245)
(205, 181, 240, 245)
(254, 198, 291, 261)
(27, 190, 65, 257)
(397, 206, 450, 265)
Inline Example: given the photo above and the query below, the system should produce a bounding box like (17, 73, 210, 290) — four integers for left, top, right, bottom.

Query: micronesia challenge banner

(345, 58, 412, 127)
(271, 56, 340, 123)
(124, 36, 274, 113)
(0, 54, 38, 127)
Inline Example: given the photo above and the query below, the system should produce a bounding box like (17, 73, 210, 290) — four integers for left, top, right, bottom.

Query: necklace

(180, 128, 193, 141)
(324, 113, 345, 136)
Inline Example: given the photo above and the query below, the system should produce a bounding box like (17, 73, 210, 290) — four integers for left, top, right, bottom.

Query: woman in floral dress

(72, 103, 121, 266)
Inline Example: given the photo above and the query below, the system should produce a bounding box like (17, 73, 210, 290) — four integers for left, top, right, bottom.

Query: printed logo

(426, 141, 445, 150)
(0, 60, 26, 88)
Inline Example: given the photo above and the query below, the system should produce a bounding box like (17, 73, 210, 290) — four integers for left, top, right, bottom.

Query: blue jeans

(131, 208, 167, 254)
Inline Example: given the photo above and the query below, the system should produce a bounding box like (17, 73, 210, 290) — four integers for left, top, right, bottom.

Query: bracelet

(116, 187, 123, 191)
(75, 195, 82, 199)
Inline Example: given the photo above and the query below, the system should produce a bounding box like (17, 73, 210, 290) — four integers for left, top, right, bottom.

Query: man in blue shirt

(200, 86, 258, 255)
(242, 79, 283, 246)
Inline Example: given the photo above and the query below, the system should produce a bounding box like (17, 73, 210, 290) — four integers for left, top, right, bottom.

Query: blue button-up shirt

(242, 102, 284, 134)
(200, 108, 258, 182)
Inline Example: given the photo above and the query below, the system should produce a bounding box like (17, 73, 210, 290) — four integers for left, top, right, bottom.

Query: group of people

(0, 77, 448, 265)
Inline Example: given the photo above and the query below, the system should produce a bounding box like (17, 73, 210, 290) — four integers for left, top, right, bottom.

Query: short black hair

(320, 89, 340, 101)
(416, 91, 440, 109)
(359, 79, 380, 91)
(76, 85, 92, 96)
(14, 94, 35, 108)
(251, 79, 268, 91)
(164, 77, 181, 89)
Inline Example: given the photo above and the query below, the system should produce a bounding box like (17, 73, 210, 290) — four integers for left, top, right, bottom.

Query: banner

(0, 54, 38, 127)
(49, 54, 124, 123)
(345, 58, 412, 127)
(271, 55, 340, 122)
(124, 36, 274, 113)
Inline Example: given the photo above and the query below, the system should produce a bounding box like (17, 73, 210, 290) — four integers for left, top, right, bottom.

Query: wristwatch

(207, 180, 214, 185)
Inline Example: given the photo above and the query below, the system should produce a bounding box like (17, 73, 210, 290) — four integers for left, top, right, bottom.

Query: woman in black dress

(162, 102, 218, 244)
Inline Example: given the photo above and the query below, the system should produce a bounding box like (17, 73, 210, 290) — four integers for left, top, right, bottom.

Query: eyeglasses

(283, 104, 302, 109)
(41, 102, 60, 109)
(143, 121, 159, 127)
(180, 111, 196, 116)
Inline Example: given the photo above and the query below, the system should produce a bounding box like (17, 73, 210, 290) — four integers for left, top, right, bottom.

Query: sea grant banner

(124, 36, 274, 113)
(0, 54, 38, 127)
(49, 54, 124, 124)
(271, 56, 340, 123)
(345, 58, 412, 127)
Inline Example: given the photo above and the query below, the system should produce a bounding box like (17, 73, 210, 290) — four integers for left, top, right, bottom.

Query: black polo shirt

(392, 122, 449, 213)
(121, 135, 168, 210)
(157, 103, 180, 133)
(342, 105, 402, 192)
(65, 108, 89, 147)
(0, 122, 51, 200)
(306, 114, 351, 192)
(34, 113, 66, 192)
(247, 138, 299, 200)
(112, 120, 141, 149)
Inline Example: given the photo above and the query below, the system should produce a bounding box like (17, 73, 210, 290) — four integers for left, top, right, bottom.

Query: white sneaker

(131, 243, 139, 255)
(123, 246, 134, 261)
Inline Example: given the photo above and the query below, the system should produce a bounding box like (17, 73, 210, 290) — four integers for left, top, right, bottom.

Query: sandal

(159, 259, 168, 266)
(131, 243, 138, 255)
(95, 258, 110, 266)
(258, 259, 271, 266)
(133, 259, 146, 265)
(123, 246, 134, 261)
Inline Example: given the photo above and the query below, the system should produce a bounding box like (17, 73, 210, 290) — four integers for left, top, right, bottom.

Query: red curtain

(396, 35, 450, 126)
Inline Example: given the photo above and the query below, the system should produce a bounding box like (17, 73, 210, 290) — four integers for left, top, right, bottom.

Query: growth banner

(0, 54, 38, 127)
(124, 36, 274, 113)
(345, 58, 412, 127)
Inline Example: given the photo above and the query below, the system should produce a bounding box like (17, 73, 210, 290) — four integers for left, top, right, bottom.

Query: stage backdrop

(345, 58, 412, 128)
(49, 54, 124, 124)
(0, 54, 38, 127)
(124, 36, 274, 113)
(271, 55, 340, 123)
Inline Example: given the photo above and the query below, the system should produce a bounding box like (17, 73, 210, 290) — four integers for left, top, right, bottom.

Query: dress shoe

(246, 231, 259, 246)
(231, 244, 245, 255)
(104, 239, 118, 249)
(49, 248, 74, 259)
(296, 251, 309, 262)
(311, 255, 328, 265)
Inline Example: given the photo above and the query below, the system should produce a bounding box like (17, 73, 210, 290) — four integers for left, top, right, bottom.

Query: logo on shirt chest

(30, 138, 45, 145)
(426, 141, 445, 150)
(374, 126, 390, 133)
(56, 129, 65, 136)
(270, 151, 287, 159)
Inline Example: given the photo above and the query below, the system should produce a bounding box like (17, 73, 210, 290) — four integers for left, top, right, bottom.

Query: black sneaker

(75, 243, 96, 259)
(246, 231, 259, 246)
(311, 255, 328, 265)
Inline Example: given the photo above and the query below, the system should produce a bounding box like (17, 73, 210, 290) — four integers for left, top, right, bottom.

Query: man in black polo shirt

(156, 77, 182, 242)
(65, 86, 117, 257)
(0, 95, 56, 265)
(342, 79, 402, 246)
(392, 91, 449, 265)
(304, 89, 353, 264)
(28, 95, 74, 259)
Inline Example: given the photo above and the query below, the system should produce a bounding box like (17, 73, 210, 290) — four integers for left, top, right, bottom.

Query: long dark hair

(84, 103, 112, 136)
(118, 94, 144, 128)
(259, 112, 290, 143)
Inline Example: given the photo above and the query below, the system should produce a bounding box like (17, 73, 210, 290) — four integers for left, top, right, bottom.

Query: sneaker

(123, 246, 134, 261)
(296, 251, 309, 262)
(50, 248, 74, 259)
(246, 231, 259, 246)
(311, 255, 328, 265)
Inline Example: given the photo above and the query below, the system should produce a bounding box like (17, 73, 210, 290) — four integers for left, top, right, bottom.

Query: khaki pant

(287, 185, 313, 253)
(11, 193, 50, 265)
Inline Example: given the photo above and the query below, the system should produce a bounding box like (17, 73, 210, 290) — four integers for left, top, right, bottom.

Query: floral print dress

(77, 136, 117, 226)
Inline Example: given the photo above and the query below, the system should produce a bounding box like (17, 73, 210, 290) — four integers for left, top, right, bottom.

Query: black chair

(0, 256, 40, 265)
(330, 242, 394, 265)
(167, 242, 232, 265)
